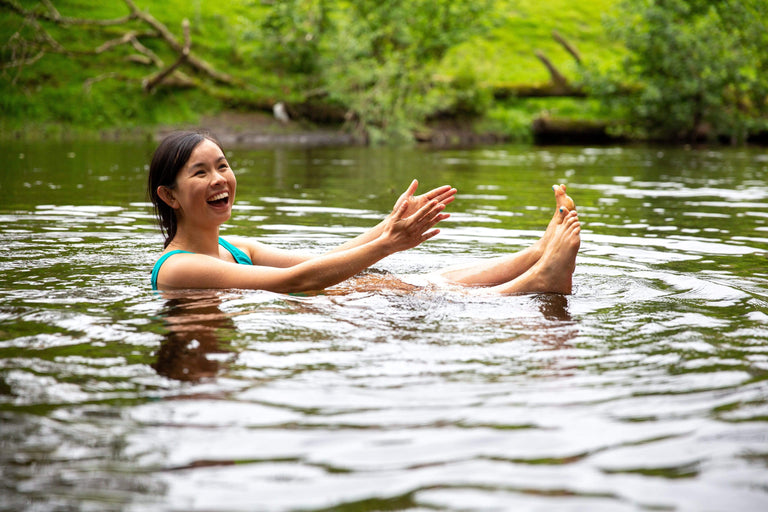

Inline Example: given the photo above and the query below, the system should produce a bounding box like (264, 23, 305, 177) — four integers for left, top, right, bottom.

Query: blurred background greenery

(1, 0, 766, 144)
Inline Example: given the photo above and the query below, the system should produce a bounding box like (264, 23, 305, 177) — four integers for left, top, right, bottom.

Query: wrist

(374, 232, 397, 256)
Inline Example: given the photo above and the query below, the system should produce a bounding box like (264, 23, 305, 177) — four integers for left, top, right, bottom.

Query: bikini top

(150, 237, 253, 290)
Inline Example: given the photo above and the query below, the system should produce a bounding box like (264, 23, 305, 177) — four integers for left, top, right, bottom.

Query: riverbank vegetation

(2, 0, 766, 144)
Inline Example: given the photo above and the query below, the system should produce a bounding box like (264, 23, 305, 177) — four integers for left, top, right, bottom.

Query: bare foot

(554, 184, 576, 211)
(534, 185, 577, 255)
(435, 186, 579, 289)
(492, 211, 581, 295)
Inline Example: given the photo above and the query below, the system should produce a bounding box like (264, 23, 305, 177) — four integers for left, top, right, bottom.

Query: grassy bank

(1, 0, 620, 141)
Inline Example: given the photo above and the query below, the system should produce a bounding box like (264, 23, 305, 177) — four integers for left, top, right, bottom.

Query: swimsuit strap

(150, 238, 253, 290)
(218, 237, 253, 265)
(150, 250, 192, 290)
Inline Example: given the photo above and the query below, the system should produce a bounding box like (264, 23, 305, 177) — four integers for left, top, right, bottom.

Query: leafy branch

(1, 0, 238, 92)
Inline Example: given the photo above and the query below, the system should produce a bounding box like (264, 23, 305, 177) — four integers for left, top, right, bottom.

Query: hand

(382, 195, 450, 253)
(391, 179, 456, 219)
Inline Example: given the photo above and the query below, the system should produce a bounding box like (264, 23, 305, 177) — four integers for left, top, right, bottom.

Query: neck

(166, 222, 221, 257)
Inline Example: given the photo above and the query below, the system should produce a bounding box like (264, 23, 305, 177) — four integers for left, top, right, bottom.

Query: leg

(487, 209, 581, 295)
(437, 185, 575, 287)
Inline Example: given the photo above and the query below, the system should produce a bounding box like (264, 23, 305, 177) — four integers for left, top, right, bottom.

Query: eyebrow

(188, 156, 228, 170)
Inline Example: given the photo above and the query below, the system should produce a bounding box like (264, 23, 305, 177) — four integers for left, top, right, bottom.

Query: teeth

(208, 192, 229, 202)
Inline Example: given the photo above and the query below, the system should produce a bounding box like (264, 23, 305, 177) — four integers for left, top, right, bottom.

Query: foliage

(441, 0, 621, 86)
(8, 0, 767, 145)
(0, 0, 251, 132)
(1, 0, 619, 142)
(252, 0, 495, 143)
(580, 0, 768, 142)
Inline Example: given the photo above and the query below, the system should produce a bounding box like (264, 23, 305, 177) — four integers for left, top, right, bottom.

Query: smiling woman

(147, 130, 581, 294)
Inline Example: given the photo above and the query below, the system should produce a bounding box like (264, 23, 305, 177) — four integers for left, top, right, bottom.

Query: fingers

(403, 179, 419, 199)
(392, 179, 417, 212)
(436, 187, 457, 206)
(412, 198, 445, 223)
(424, 185, 457, 206)
(388, 181, 454, 249)
(407, 201, 449, 240)
(420, 228, 441, 242)
(391, 197, 410, 220)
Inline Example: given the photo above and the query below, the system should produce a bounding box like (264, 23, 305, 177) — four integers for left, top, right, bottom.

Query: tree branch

(552, 30, 581, 64)
(0, 0, 138, 26)
(1, 0, 242, 92)
(122, 0, 236, 86)
(143, 18, 191, 92)
(535, 50, 569, 88)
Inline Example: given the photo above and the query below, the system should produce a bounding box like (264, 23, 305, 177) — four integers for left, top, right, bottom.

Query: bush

(581, 0, 768, 143)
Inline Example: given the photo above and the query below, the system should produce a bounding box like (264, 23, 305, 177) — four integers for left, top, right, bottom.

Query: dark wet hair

(147, 130, 223, 248)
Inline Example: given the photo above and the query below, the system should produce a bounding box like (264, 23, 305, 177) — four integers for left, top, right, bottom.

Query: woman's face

(170, 139, 237, 229)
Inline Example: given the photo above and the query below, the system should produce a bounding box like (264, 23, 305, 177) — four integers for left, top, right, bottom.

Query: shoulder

(154, 251, 236, 290)
(220, 235, 265, 257)
(220, 236, 308, 268)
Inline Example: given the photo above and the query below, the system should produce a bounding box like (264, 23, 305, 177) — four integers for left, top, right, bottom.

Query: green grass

(1, 0, 623, 139)
(441, 0, 623, 85)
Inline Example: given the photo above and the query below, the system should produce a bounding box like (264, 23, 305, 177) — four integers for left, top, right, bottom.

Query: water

(1, 140, 767, 511)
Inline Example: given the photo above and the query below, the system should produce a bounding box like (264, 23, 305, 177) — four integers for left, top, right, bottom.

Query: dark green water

(1, 141, 767, 511)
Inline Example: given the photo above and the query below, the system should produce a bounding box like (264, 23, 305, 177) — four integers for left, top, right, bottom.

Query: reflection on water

(1, 142, 768, 511)
(153, 293, 237, 382)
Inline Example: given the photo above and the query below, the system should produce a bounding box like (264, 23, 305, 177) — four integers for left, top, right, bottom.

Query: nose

(211, 169, 227, 186)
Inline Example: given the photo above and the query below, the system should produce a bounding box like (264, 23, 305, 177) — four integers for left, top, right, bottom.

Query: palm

(394, 181, 456, 218)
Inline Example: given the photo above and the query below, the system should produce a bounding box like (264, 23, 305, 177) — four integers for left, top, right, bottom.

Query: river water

(1, 140, 767, 511)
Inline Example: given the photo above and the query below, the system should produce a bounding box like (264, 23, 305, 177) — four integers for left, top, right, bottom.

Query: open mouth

(207, 191, 229, 207)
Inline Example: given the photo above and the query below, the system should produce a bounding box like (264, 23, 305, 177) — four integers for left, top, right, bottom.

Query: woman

(148, 130, 580, 294)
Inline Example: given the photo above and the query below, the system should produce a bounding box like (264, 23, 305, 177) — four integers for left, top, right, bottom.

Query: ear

(157, 185, 179, 209)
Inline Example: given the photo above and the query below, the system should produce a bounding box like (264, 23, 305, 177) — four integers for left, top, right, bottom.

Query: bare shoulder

(221, 235, 309, 268)
(220, 235, 265, 258)
(156, 252, 238, 289)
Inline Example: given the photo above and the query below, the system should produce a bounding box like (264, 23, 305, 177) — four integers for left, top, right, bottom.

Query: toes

(553, 184, 576, 211)
(563, 212, 579, 227)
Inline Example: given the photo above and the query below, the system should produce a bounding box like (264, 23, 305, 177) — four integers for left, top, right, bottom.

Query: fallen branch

(123, 0, 236, 86)
(143, 18, 191, 92)
(1, 0, 240, 92)
(493, 30, 585, 99)
(552, 30, 581, 64)
(93, 31, 162, 68)
(0, 0, 137, 26)
(535, 50, 569, 89)
(83, 72, 124, 93)
(492, 83, 586, 99)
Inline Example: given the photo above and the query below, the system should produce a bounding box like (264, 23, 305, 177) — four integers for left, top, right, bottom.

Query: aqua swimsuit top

(150, 237, 253, 290)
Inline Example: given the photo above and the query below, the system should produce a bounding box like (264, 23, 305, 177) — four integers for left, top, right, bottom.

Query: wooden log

(532, 116, 622, 144)
(492, 83, 587, 99)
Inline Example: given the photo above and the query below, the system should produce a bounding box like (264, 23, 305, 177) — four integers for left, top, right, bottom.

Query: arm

(331, 179, 456, 253)
(156, 197, 449, 293)
(233, 179, 457, 268)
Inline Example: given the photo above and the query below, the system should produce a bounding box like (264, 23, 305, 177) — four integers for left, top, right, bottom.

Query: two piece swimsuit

(150, 237, 252, 290)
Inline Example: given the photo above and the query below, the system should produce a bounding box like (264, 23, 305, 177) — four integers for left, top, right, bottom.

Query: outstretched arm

(156, 196, 449, 293)
(237, 179, 456, 268)
(332, 179, 456, 252)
